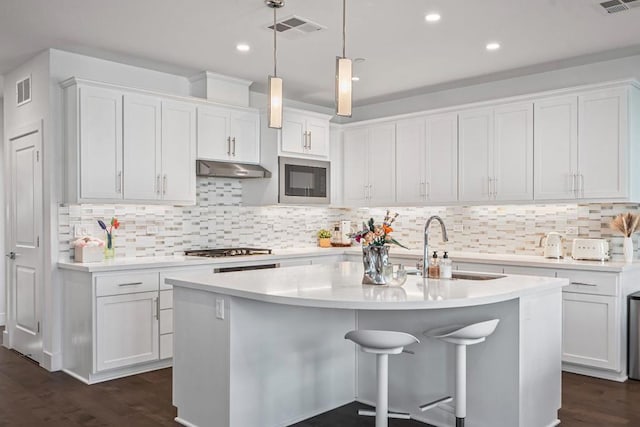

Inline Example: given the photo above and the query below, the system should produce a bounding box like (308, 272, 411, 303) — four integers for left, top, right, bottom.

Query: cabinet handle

(368, 184, 373, 200)
(571, 174, 576, 197)
(154, 297, 160, 320)
(580, 174, 585, 198)
(117, 171, 122, 193)
(426, 181, 430, 200)
(118, 282, 143, 287)
(308, 131, 312, 150)
(232, 137, 236, 156)
(156, 175, 161, 195)
(488, 177, 492, 199)
(303, 131, 308, 149)
(572, 281, 597, 287)
(493, 177, 498, 200)
(227, 137, 231, 155)
(163, 175, 167, 195)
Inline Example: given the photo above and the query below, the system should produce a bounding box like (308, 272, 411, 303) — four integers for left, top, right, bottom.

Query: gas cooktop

(184, 248, 273, 258)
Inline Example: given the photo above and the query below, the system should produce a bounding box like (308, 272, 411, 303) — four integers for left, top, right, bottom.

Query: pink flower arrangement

(350, 210, 407, 248)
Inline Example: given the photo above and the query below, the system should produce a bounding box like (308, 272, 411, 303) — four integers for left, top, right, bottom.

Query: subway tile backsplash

(58, 178, 639, 261)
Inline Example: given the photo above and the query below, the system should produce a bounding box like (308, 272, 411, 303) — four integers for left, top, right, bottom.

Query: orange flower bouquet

(350, 210, 407, 249)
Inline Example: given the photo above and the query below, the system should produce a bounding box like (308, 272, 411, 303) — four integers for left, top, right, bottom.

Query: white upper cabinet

(343, 124, 396, 206)
(161, 100, 197, 204)
(396, 113, 458, 204)
(280, 109, 331, 158)
(578, 88, 628, 199)
(123, 94, 162, 201)
(196, 105, 260, 164)
(78, 86, 123, 200)
(459, 103, 533, 202)
(534, 87, 635, 201)
(534, 96, 578, 200)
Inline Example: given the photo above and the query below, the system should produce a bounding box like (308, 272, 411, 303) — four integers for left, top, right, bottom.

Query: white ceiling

(1, 0, 640, 107)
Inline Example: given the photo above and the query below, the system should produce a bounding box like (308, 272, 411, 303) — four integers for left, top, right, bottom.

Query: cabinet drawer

(160, 290, 173, 310)
(160, 309, 173, 335)
(96, 272, 159, 297)
(557, 270, 618, 296)
(160, 333, 173, 360)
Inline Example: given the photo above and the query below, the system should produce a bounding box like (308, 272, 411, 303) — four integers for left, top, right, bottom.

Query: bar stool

(422, 319, 500, 427)
(345, 330, 419, 427)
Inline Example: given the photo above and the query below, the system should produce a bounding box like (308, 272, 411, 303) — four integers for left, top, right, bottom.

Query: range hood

(196, 160, 272, 179)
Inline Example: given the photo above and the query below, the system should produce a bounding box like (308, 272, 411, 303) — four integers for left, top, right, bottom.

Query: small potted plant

(317, 229, 332, 248)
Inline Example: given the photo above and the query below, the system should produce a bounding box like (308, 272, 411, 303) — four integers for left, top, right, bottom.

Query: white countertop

(58, 246, 640, 273)
(165, 261, 567, 310)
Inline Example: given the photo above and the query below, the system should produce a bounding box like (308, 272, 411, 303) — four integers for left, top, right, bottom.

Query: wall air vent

(16, 75, 32, 106)
(598, 0, 640, 13)
(265, 15, 326, 40)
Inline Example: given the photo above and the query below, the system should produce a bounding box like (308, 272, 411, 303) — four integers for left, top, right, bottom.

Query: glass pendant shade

(268, 75, 283, 129)
(336, 57, 352, 117)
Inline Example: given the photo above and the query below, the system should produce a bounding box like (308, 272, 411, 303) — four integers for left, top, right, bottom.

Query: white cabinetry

(63, 79, 197, 205)
(459, 103, 533, 202)
(396, 113, 458, 204)
(343, 124, 396, 206)
(280, 109, 331, 158)
(196, 104, 260, 164)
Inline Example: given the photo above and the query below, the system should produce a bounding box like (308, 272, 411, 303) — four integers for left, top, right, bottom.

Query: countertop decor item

(72, 236, 105, 263)
(350, 210, 407, 284)
(610, 213, 639, 263)
(98, 217, 120, 259)
(317, 229, 332, 248)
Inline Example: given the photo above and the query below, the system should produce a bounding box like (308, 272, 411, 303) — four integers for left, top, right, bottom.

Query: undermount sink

(451, 272, 506, 281)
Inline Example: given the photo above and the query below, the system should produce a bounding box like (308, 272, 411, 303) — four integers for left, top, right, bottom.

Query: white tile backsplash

(58, 178, 640, 261)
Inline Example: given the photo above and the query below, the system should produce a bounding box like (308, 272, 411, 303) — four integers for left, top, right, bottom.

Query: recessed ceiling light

(236, 43, 250, 52)
(486, 42, 501, 51)
(425, 13, 441, 22)
(352, 76, 360, 82)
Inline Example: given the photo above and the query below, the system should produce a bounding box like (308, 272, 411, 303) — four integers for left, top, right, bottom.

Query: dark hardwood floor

(1, 343, 640, 426)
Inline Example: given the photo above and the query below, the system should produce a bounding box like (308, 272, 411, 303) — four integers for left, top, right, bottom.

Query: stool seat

(345, 330, 419, 354)
(425, 319, 500, 345)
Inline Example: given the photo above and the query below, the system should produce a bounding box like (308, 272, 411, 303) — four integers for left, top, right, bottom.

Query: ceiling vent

(16, 75, 31, 106)
(265, 15, 326, 39)
(597, 0, 640, 14)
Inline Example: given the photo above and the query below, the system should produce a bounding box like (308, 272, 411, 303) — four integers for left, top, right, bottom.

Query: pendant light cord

(273, 7, 277, 77)
(342, 0, 346, 58)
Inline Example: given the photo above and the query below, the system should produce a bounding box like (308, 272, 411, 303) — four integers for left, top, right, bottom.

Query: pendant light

(336, 0, 352, 117)
(266, 0, 284, 129)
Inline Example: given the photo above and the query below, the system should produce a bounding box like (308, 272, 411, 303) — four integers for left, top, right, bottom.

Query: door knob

(6, 252, 19, 260)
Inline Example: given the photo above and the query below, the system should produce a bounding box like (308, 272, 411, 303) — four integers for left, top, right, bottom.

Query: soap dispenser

(440, 251, 452, 279)
(428, 251, 440, 279)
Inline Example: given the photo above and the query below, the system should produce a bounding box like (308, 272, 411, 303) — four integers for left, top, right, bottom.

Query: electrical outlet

(566, 226, 578, 235)
(146, 225, 158, 235)
(73, 225, 89, 238)
(215, 298, 225, 320)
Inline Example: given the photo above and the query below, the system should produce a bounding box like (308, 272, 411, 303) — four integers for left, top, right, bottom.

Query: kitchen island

(166, 262, 567, 427)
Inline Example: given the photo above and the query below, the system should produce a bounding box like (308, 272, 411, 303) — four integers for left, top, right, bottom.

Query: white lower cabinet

(96, 291, 160, 372)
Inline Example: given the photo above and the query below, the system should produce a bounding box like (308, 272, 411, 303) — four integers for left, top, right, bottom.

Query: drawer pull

(573, 282, 597, 287)
(118, 282, 143, 287)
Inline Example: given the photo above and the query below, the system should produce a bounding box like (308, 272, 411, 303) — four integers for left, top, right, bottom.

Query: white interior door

(8, 126, 43, 363)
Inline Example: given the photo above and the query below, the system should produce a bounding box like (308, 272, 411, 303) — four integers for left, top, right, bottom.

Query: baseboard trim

(42, 350, 62, 372)
(175, 417, 199, 427)
(562, 364, 627, 382)
(2, 329, 10, 349)
(0, 312, 6, 326)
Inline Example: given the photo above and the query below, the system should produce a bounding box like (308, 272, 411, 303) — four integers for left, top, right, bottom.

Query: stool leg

(455, 344, 467, 427)
(376, 353, 389, 427)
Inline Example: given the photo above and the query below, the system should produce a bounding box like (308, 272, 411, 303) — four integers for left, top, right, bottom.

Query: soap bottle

(440, 251, 452, 279)
(428, 251, 440, 279)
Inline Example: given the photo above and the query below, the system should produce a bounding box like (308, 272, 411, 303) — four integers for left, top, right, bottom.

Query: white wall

(350, 53, 640, 121)
(0, 99, 5, 325)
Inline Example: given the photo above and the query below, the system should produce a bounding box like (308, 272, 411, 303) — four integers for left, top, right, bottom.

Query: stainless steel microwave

(279, 157, 331, 205)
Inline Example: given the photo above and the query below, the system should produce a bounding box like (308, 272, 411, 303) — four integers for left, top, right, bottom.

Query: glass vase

(362, 245, 390, 285)
(104, 234, 115, 259)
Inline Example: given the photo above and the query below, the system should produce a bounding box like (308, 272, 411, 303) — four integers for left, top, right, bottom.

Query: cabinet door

(197, 105, 231, 161)
(458, 109, 493, 202)
(342, 128, 369, 205)
(562, 292, 619, 371)
(230, 110, 260, 163)
(396, 118, 425, 204)
(578, 88, 628, 199)
(368, 124, 396, 205)
(534, 96, 578, 200)
(95, 291, 159, 372)
(281, 112, 306, 155)
(79, 86, 123, 200)
(306, 117, 330, 157)
(123, 94, 161, 201)
(493, 102, 533, 201)
(426, 113, 458, 203)
(161, 100, 196, 203)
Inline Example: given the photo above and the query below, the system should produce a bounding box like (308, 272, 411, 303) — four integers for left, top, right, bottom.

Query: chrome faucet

(422, 215, 449, 277)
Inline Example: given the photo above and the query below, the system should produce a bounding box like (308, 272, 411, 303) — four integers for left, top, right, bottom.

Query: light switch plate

(215, 298, 225, 320)
(74, 225, 89, 238)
